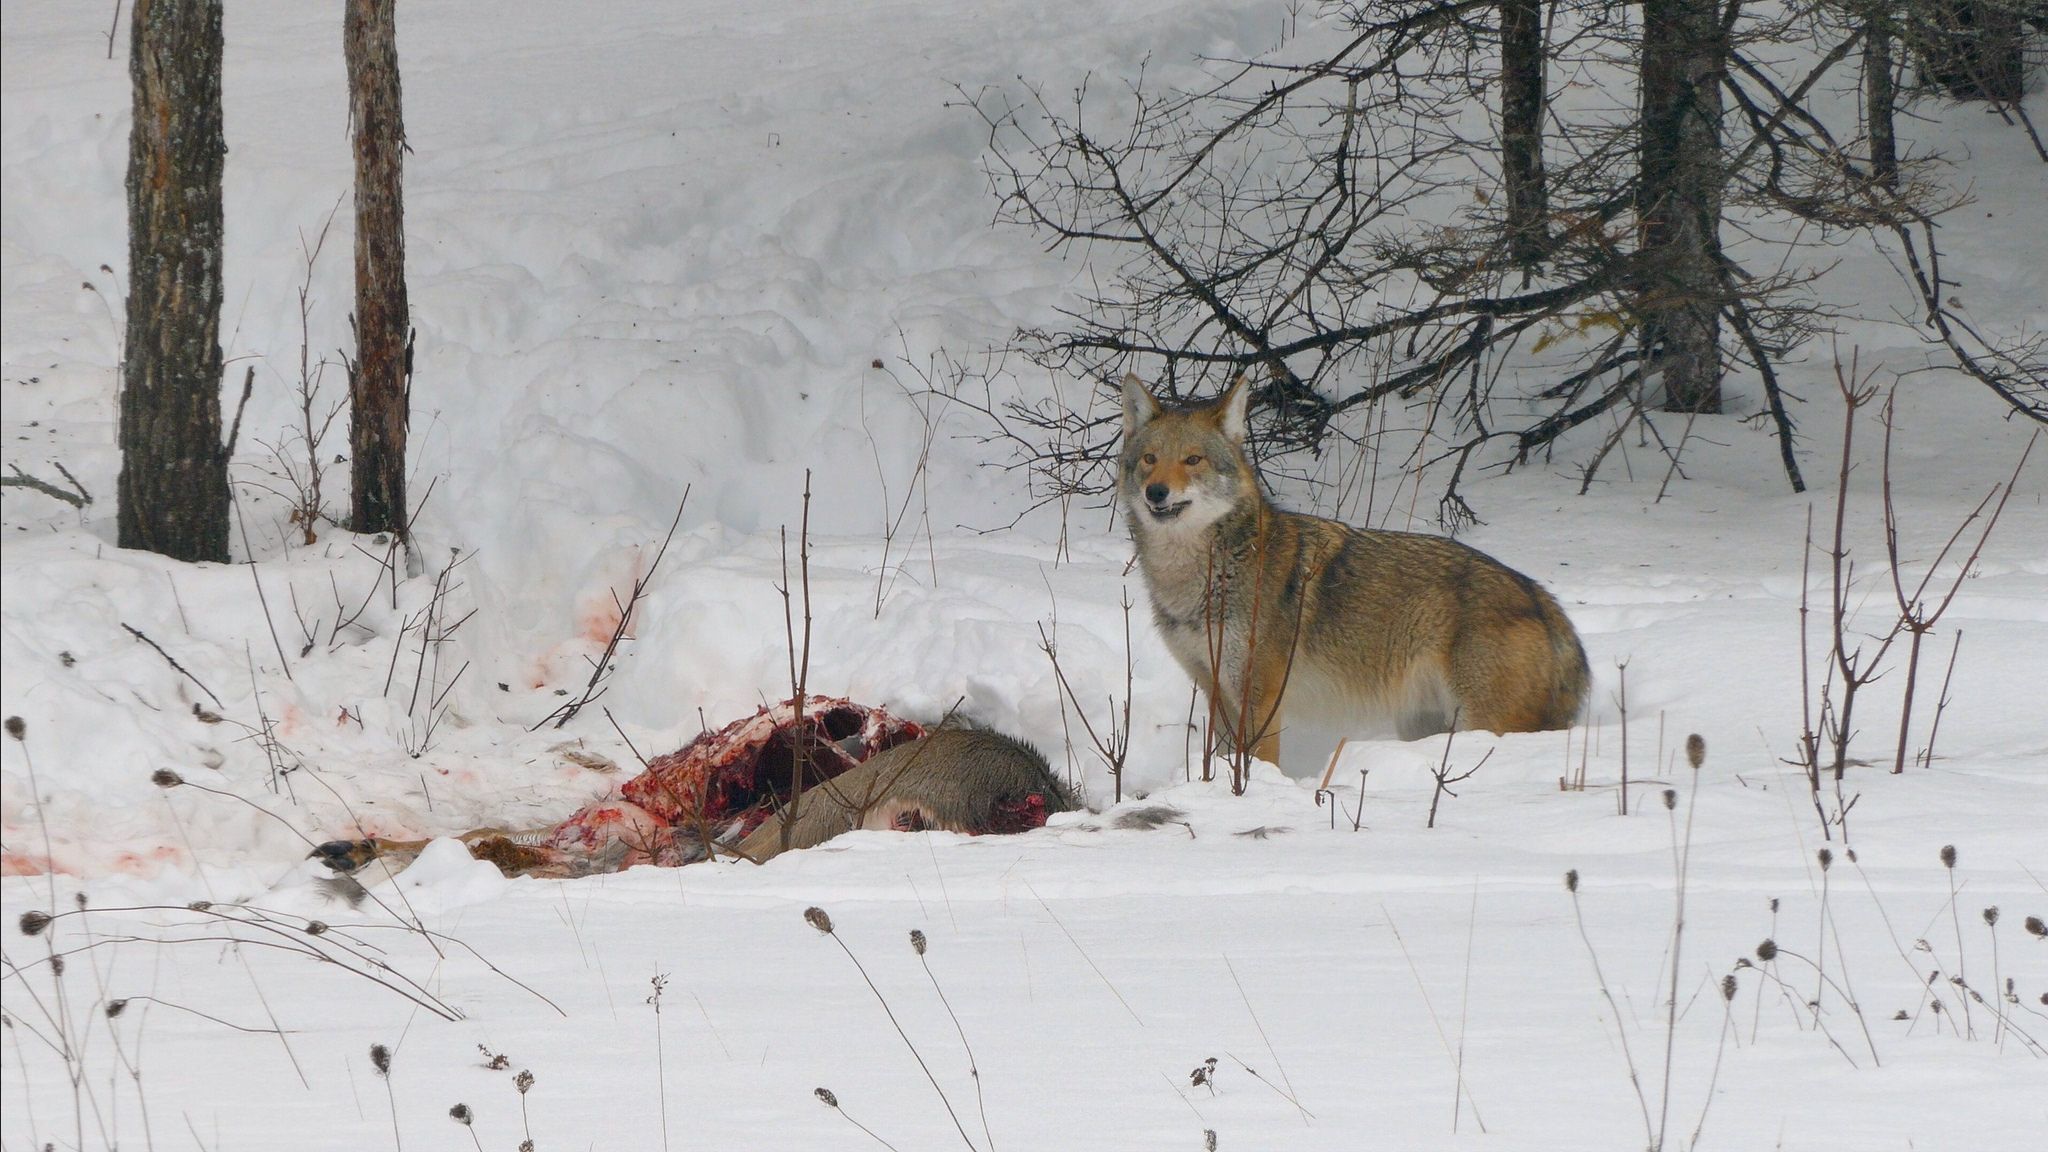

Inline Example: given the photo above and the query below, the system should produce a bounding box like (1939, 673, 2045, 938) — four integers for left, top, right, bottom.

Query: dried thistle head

(1564, 869, 1579, 894)
(449, 1104, 473, 1126)
(1685, 734, 1705, 769)
(1818, 847, 1832, 872)
(515, 1069, 534, 1094)
(1756, 939, 1778, 962)
(50, 955, 64, 976)
(4, 716, 23, 741)
(105, 999, 128, 1018)
(370, 1043, 392, 1077)
(1205, 1129, 1218, 1152)
(188, 900, 211, 912)
(305, 921, 328, 936)
(520, 1141, 535, 1152)
(1982, 906, 1999, 927)
(73, 892, 88, 909)
(1720, 974, 1738, 1002)
(18, 910, 51, 937)
(909, 929, 927, 956)
(151, 768, 184, 788)
(804, 906, 835, 935)
(815, 1087, 839, 1108)
(2025, 916, 2046, 939)
(1769, 897, 1779, 914)
(1661, 788, 1676, 811)
(1940, 844, 1956, 870)
(1845, 848, 1858, 864)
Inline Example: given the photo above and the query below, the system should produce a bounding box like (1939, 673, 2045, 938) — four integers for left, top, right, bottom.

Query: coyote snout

(1119, 372, 1589, 763)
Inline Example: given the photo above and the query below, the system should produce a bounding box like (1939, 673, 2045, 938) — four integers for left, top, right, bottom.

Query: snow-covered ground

(4, 2, 2044, 1148)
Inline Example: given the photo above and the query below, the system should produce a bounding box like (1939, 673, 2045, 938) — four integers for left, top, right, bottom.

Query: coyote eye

(1184, 454, 1203, 466)
(1141, 453, 1156, 466)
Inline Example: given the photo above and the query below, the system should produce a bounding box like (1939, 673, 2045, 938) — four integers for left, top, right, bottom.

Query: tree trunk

(1500, 0, 1549, 265)
(1637, 0, 1727, 414)
(1917, 1, 2025, 103)
(345, 0, 410, 536)
(119, 0, 230, 563)
(1867, 8, 1900, 188)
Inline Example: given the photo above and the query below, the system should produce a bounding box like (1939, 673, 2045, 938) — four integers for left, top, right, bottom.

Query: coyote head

(1118, 373, 1254, 535)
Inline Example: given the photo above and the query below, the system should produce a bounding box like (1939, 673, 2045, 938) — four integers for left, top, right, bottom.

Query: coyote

(1119, 373, 1589, 762)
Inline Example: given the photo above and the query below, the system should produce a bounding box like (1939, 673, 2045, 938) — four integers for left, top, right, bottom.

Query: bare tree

(1500, 0, 1550, 266)
(966, 1, 2043, 524)
(1637, 0, 1728, 414)
(344, 0, 411, 537)
(1916, 0, 2027, 102)
(119, 0, 232, 562)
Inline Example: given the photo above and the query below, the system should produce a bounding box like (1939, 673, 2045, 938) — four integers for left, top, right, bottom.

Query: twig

(913, 930, 997, 1151)
(119, 623, 225, 709)
(223, 364, 255, 460)
(1382, 905, 1486, 1133)
(804, 909, 980, 1152)
(777, 472, 814, 850)
(2, 463, 93, 508)
(232, 491, 294, 682)
(533, 488, 690, 730)
(1563, 871, 1654, 1146)
(1224, 954, 1310, 1122)
(1919, 630, 1962, 770)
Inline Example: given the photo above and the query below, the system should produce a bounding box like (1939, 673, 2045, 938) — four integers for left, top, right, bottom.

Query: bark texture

(345, 0, 411, 535)
(1500, 0, 1549, 265)
(1637, 0, 1727, 414)
(119, 0, 230, 562)
(1866, 10, 1900, 189)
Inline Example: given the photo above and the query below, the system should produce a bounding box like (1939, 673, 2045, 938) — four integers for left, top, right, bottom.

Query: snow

(4, 1, 2045, 1149)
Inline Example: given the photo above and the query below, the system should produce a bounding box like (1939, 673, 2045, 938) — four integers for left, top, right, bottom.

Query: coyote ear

(1216, 373, 1250, 441)
(1121, 372, 1161, 432)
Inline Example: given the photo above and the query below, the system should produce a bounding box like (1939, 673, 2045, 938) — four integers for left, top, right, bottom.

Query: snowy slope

(4, 1, 2045, 1148)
